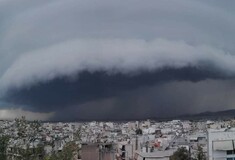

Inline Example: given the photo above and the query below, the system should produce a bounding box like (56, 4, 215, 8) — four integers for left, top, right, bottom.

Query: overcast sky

(0, 0, 235, 120)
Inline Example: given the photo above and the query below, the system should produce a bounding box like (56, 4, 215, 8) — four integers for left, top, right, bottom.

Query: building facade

(208, 128, 235, 160)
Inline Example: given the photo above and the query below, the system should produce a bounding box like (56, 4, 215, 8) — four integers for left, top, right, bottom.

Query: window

(227, 150, 234, 155)
(226, 150, 235, 160)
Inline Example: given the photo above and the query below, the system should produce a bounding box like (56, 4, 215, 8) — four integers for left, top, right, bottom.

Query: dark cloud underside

(3, 67, 225, 111)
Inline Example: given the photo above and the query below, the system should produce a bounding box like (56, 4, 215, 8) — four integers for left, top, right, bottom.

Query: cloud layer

(1, 38, 235, 92)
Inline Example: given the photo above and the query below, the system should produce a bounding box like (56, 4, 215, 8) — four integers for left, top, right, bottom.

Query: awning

(213, 140, 234, 151)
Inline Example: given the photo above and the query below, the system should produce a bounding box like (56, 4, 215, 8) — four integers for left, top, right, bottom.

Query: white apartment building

(208, 128, 235, 160)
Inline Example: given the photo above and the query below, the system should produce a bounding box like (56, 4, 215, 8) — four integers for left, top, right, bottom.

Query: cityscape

(1, 117, 235, 160)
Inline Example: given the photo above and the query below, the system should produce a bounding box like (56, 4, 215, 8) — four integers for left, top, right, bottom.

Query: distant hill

(177, 109, 235, 120)
(46, 109, 235, 122)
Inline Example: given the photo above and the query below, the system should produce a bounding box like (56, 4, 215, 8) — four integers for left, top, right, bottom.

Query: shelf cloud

(1, 38, 235, 92)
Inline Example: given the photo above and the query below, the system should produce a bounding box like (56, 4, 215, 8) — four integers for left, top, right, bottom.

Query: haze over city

(0, 0, 235, 121)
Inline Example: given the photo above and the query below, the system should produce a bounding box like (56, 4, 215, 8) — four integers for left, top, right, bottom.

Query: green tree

(44, 152, 59, 160)
(74, 128, 81, 142)
(60, 142, 78, 160)
(44, 142, 78, 160)
(0, 135, 10, 160)
(15, 116, 27, 138)
(170, 147, 190, 160)
(74, 128, 82, 158)
(136, 128, 143, 135)
(197, 145, 206, 160)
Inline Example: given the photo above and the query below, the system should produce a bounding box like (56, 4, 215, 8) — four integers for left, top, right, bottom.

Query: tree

(0, 135, 10, 160)
(136, 128, 143, 135)
(170, 147, 190, 160)
(44, 142, 78, 160)
(73, 128, 82, 159)
(15, 116, 27, 138)
(60, 142, 78, 160)
(74, 128, 82, 142)
(197, 145, 206, 160)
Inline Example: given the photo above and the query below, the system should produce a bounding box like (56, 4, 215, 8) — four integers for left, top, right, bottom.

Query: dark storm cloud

(0, 0, 235, 120)
(53, 79, 235, 121)
(3, 67, 225, 112)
